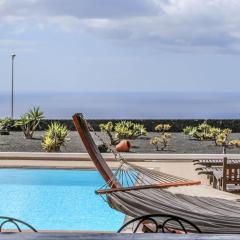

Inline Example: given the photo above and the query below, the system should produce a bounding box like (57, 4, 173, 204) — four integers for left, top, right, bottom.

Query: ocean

(0, 92, 240, 119)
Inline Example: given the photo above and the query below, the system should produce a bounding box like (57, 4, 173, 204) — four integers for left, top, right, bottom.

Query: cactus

(150, 133, 171, 151)
(99, 122, 116, 145)
(150, 137, 161, 151)
(183, 126, 195, 135)
(215, 129, 233, 153)
(159, 133, 172, 150)
(115, 121, 147, 140)
(155, 124, 171, 133)
(183, 121, 232, 143)
(151, 123, 172, 151)
(229, 140, 240, 148)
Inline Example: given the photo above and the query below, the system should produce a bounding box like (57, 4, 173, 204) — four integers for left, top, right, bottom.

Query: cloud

(39, 0, 158, 18)
(0, 0, 158, 19)
(1, 0, 240, 53)
(0, 39, 35, 46)
(0, 39, 37, 52)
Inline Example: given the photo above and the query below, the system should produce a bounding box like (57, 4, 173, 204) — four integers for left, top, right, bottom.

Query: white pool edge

(0, 152, 239, 161)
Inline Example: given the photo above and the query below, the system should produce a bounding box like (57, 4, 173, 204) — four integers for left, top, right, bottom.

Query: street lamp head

(11, 53, 16, 58)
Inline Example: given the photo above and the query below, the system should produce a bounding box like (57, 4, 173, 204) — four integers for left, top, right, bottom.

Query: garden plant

(215, 129, 240, 153)
(114, 121, 147, 140)
(99, 121, 116, 145)
(183, 121, 231, 144)
(99, 121, 147, 145)
(15, 107, 44, 139)
(150, 123, 172, 151)
(155, 124, 171, 133)
(0, 118, 13, 135)
(42, 122, 69, 152)
(183, 122, 240, 153)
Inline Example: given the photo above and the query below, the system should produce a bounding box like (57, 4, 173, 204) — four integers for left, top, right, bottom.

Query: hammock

(73, 113, 240, 233)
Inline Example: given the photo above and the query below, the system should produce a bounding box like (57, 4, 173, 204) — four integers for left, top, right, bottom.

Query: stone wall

(11, 119, 240, 132)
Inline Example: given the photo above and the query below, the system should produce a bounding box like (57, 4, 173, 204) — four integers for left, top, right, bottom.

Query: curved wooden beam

(72, 113, 121, 188)
(96, 180, 201, 195)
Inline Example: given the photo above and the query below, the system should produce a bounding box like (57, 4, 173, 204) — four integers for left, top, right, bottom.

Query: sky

(1, 0, 240, 93)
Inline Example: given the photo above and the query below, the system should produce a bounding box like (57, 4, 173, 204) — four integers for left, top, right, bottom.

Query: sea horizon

(0, 91, 240, 119)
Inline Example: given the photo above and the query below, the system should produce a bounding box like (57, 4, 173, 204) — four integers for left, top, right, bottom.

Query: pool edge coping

(0, 152, 240, 161)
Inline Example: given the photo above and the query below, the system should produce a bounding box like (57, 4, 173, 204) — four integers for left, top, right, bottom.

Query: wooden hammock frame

(72, 113, 201, 194)
(96, 181, 201, 195)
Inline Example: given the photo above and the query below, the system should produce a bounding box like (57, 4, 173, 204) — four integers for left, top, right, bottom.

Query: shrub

(159, 133, 172, 150)
(197, 122, 211, 132)
(0, 118, 13, 135)
(155, 124, 171, 133)
(114, 121, 147, 140)
(15, 107, 44, 139)
(229, 140, 240, 148)
(209, 127, 222, 144)
(216, 132, 229, 146)
(150, 137, 161, 151)
(150, 133, 171, 151)
(193, 122, 213, 140)
(150, 123, 172, 151)
(183, 121, 231, 143)
(215, 129, 232, 144)
(99, 122, 115, 145)
(183, 126, 195, 135)
(42, 122, 69, 152)
(221, 128, 232, 136)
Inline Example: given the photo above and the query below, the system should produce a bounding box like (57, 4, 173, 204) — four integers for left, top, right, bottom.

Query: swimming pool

(0, 169, 124, 231)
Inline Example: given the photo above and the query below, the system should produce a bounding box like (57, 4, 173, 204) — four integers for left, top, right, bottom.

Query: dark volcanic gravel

(1, 131, 240, 154)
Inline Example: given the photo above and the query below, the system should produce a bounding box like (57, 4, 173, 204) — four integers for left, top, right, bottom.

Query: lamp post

(11, 53, 16, 119)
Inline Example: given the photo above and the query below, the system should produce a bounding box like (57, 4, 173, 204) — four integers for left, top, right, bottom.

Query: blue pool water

(0, 169, 124, 231)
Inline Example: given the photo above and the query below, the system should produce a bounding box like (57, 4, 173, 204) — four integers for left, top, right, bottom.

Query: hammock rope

(84, 117, 201, 194)
(97, 160, 198, 195)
